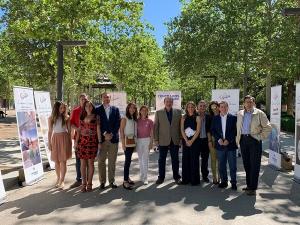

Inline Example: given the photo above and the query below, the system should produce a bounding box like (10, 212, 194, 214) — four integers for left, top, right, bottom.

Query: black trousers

(199, 138, 209, 179)
(240, 135, 262, 190)
(182, 139, 200, 185)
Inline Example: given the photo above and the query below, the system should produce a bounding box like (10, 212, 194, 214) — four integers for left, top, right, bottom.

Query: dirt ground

(0, 110, 18, 140)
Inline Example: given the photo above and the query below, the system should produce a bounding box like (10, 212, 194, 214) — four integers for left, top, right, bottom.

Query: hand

(122, 143, 126, 151)
(154, 140, 159, 147)
(73, 143, 78, 150)
(218, 139, 224, 145)
(208, 141, 213, 150)
(186, 140, 192, 147)
(48, 144, 52, 151)
(98, 143, 102, 150)
(104, 133, 112, 141)
(223, 140, 229, 146)
(148, 142, 153, 150)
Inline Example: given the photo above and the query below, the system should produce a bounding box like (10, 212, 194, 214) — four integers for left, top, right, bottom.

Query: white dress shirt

(221, 113, 228, 139)
(104, 104, 111, 120)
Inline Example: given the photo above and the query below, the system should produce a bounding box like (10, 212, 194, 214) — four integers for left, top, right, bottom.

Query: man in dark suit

(211, 101, 237, 190)
(96, 93, 121, 189)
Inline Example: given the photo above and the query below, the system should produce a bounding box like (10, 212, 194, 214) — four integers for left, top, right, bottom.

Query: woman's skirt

(51, 132, 72, 162)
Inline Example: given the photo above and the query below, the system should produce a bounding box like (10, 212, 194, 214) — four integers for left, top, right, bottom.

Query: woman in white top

(48, 101, 72, 189)
(120, 103, 137, 190)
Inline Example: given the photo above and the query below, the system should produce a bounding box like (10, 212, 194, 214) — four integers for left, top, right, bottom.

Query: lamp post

(56, 40, 87, 101)
(282, 8, 300, 16)
(203, 75, 217, 89)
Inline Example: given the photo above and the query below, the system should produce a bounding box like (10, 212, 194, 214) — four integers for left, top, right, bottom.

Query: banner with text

(156, 91, 181, 110)
(34, 91, 55, 169)
(13, 86, 44, 185)
(295, 83, 300, 181)
(0, 171, 6, 204)
(109, 92, 127, 117)
(211, 89, 240, 115)
(268, 85, 282, 169)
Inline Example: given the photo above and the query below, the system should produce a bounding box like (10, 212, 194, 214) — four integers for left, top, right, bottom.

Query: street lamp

(282, 8, 300, 16)
(203, 75, 217, 89)
(56, 40, 87, 101)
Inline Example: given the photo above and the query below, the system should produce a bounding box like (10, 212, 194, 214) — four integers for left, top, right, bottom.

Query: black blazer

(211, 113, 237, 150)
(95, 105, 121, 144)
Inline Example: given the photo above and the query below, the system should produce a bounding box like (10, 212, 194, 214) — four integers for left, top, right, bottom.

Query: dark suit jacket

(96, 105, 121, 144)
(211, 113, 237, 151)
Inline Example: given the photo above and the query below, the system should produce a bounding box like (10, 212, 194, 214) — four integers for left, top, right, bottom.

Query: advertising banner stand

(0, 171, 6, 204)
(294, 83, 300, 183)
(13, 86, 44, 185)
(211, 89, 240, 115)
(156, 91, 181, 111)
(268, 86, 282, 170)
(109, 92, 127, 117)
(34, 91, 55, 170)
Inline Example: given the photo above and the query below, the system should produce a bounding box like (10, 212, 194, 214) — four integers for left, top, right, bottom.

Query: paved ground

(0, 150, 299, 225)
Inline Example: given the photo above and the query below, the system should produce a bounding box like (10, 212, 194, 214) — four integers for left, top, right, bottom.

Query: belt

(241, 134, 251, 137)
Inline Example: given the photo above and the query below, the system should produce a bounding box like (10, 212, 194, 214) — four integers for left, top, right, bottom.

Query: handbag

(125, 135, 136, 147)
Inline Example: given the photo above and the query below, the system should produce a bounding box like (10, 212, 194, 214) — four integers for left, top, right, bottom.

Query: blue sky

(142, 0, 182, 46)
(0, 1, 182, 46)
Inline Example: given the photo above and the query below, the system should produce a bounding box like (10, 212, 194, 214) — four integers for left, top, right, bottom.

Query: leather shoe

(203, 178, 210, 183)
(109, 183, 118, 188)
(69, 180, 82, 189)
(99, 183, 105, 189)
(155, 178, 164, 185)
(246, 190, 256, 196)
(242, 187, 250, 191)
(175, 178, 182, 185)
(218, 182, 228, 188)
(231, 184, 237, 190)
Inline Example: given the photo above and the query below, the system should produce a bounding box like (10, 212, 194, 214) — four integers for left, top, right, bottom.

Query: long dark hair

(208, 101, 219, 116)
(50, 101, 68, 126)
(126, 103, 137, 121)
(80, 100, 96, 121)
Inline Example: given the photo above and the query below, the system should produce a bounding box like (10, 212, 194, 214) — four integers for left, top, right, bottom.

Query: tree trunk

(287, 79, 294, 116)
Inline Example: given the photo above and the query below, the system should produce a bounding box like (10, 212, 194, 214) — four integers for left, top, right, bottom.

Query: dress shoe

(246, 190, 256, 196)
(155, 178, 164, 185)
(203, 178, 210, 183)
(69, 180, 82, 189)
(123, 182, 133, 190)
(110, 183, 118, 188)
(231, 184, 237, 190)
(218, 182, 228, 188)
(99, 183, 105, 190)
(242, 187, 250, 191)
(175, 178, 182, 185)
(128, 179, 135, 185)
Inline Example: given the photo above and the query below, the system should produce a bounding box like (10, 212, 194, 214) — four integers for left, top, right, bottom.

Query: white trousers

(136, 137, 150, 182)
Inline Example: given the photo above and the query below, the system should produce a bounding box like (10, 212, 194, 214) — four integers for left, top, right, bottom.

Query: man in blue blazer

(211, 101, 237, 190)
(96, 93, 121, 189)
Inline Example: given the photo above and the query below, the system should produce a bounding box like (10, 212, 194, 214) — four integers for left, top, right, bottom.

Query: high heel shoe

(86, 183, 93, 192)
(123, 182, 133, 190)
(81, 183, 87, 192)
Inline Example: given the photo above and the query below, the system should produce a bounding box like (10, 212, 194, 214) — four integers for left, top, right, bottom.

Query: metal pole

(57, 43, 64, 101)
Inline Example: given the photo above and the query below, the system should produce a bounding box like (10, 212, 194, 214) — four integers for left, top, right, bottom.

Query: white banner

(13, 86, 44, 185)
(156, 91, 181, 110)
(34, 91, 55, 169)
(0, 171, 6, 204)
(295, 83, 300, 180)
(211, 89, 240, 115)
(109, 92, 127, 117)
(268, 85, 282, 168)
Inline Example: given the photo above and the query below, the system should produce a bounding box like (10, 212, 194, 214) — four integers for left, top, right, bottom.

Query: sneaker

(143, 181, 149, 185)
(69, 180, 82, 189)
(109, 183, 118, 188)
(218, 182, 228, 188)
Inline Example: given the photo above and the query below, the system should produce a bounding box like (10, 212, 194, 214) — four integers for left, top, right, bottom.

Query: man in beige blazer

(154, 97, 182, 184)
(236, 95, 271, 196)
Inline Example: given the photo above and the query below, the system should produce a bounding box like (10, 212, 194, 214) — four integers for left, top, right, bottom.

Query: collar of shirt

(103, 104, 110, 109)
(220, 113, 228, 118)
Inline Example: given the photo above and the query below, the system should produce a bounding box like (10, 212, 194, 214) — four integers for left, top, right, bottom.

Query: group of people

(48, 92, 272, 196)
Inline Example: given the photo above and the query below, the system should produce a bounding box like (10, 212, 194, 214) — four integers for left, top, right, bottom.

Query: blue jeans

(158, 142, 181, 181)
(217, 149, 237, 184)
(76, 155, 81, 182)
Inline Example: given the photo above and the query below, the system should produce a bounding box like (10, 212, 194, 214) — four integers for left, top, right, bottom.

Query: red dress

(77, 119, 98, 159)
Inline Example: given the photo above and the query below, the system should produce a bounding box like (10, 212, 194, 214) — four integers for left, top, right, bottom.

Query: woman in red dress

(74, 100, 101, 192)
